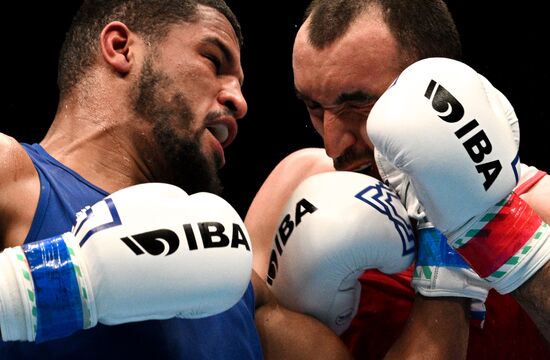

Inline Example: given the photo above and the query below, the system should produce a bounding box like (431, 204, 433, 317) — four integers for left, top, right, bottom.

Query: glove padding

(267, 171, 415, 335)
(368, 57, 550, 294)
(377, 151, 488, 326)
(0, 183, 253, 342)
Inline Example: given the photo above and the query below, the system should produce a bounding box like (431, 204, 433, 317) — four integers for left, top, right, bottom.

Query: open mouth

(351, 163, 372, 176)
(207, 123, 229, 144)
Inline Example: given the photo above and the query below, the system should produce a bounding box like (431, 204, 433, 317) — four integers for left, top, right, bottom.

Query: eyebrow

(294, 89, 310, 101)
(295, 88, 376, 106)
(335, 90, 376, 105)
(203, 36, 244, 86)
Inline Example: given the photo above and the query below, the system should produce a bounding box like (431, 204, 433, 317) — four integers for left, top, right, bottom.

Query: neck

(40, 93, 160, 194)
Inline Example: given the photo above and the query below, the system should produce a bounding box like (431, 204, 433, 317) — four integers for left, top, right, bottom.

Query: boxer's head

(58, 0, 242, 97)
(56, 0, 247, 194)
(292, 0, 460, 178)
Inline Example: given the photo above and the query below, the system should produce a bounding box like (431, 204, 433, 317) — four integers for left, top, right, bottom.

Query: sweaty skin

(246, 147, 550, 358)
(288, 2, 550, 353)
(0, 5, 352, 358)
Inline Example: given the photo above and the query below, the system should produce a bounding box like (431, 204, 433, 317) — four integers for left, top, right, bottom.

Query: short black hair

(305, 0, 461, 66)
(57, 0, 242, 96)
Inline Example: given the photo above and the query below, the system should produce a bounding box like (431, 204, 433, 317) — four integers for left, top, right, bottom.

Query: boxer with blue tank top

(0, 143, 262, 359)
(0, 0, 354, 358)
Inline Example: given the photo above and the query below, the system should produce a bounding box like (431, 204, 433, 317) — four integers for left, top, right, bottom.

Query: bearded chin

(153, 120, 224, 195)
(134, 55, 224, 195)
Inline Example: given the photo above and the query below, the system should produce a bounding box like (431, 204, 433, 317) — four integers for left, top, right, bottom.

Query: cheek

(177, 65, 219, 99)
(343, 110, 373, 147)
(180, 90, 215, 122)
(362, 119, 375, 148)
(183, 78, 214, 101)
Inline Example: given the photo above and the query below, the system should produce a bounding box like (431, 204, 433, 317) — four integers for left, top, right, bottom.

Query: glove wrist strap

(450, 193, 542, 277)
(0, 247, 36, 341)
(20, 233, 95, 342)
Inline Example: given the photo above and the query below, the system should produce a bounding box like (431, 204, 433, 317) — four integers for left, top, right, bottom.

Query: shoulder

(245, 148, 336, 277)
(273, 147, 334, 177)
(260, 148, 334, 195)
(0, 133, 35, 183)
(247, 148, 335, 221)
(0, 132, 21, 157)
(0, 133, 40, 248)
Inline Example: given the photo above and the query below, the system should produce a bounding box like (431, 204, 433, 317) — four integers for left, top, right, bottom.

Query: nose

(322, 111, 357, 160)
(218, 78, 248, 119)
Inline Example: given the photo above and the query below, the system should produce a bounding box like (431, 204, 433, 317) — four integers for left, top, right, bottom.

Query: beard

(132, 56, 223, 195)
(333, 147, 372, 171)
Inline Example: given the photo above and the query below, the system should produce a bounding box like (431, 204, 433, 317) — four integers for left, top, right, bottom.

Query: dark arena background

(2, 1, 548, 218)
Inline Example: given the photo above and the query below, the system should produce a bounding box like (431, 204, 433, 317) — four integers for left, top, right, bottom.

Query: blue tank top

(0, 143, 263, 360)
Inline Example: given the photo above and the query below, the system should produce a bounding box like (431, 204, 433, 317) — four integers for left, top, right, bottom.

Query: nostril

(224, 100, 237, 114)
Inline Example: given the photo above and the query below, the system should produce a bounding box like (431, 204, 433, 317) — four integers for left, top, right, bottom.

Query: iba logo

(266, 198, 317, 285)
(74, 198, 250, 256)
(121, 222, 251, 256)
(424, 79, 503, 191)
(266, 182, 415, 286)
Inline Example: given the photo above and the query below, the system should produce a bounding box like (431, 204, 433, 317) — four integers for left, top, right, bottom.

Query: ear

(100, 21, 133, 74)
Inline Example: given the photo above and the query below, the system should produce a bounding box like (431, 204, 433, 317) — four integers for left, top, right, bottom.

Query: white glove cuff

(0, 233, 98, 343)
(490, 223, 550, 293)
(0, 247, 36, 341)
(413, 227, 490, 303)
(413, 266, 489, 303)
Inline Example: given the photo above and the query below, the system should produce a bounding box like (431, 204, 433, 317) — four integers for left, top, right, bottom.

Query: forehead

(194, 5, 240, 49)
(159, 5, 240, 56)
(293, 11, 402, 103)
(154, 5, 243, 77)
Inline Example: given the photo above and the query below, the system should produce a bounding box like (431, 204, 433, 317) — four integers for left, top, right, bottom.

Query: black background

(2, 1, 548, 217)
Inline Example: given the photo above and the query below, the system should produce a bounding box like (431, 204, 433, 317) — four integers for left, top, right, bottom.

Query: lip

(341, 162, 372, 175)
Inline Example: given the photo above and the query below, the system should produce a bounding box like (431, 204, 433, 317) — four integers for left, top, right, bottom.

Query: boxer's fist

(376, 151, 489, 326)
(368, 57, 550, 293)
(412, 222, 489, 327)
(368, 57, 519, 233)
(0, 183, 252, 342)
(267, 171, 415, 334)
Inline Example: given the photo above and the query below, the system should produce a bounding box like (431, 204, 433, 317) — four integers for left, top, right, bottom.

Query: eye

(305, 102, 324, 121)
(304, 99, 321, 112)
(351, 100, 375, 110)
(205, 54, 222, 73)
(347, 96, 378, 111)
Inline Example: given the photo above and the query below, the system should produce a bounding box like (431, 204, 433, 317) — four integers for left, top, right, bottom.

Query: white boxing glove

(266, 171, 415, 335)
(368, 57, 550, 294)
(376, 151, 489, 326)
(0, 183, 253, 342)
